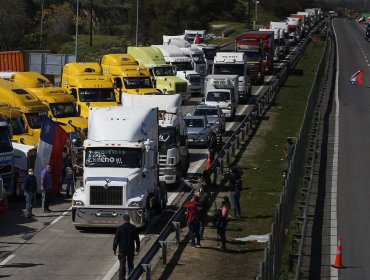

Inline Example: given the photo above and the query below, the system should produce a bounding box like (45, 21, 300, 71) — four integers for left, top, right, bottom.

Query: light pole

(255, 0, 259, 23)
(75, 0, 79, 60)
(135, 0, 139, 47)
(40, 0, 45, 48)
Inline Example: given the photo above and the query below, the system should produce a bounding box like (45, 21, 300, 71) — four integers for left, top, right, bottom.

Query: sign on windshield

(85, 147, 142, 168)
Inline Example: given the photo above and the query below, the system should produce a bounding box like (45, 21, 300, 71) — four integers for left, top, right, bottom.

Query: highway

(0, 42, 301, 279)
(330, 18, 370, 279)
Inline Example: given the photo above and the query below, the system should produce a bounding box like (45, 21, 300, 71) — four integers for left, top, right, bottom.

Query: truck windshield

(203, 49, 217, 60)
(153, 67, 176, 76)
(123, 77, 153, 89)
(0, 126, 12, 153)
(25, 113, 43, 129)
(194, 108, 219, 117)
(245, 52, 263, 61)
(50, 102, 78, 118)
(184, 119, 205, 128)
(172, 62, 193, 71)
(10, 118, 25, 135)
(213, 64, 244, 76)
(85, 147, 142, 168)
(79, 88, 116, 102)
(192, 54, 205, 64)
(159, 126, 176, 150)
(205, 91, 231, 102)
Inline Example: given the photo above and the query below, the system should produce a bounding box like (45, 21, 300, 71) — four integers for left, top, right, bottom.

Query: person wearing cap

(113, 214, 140, 280)
(208, 129, 218, 164)
(24, 168, 37, 218)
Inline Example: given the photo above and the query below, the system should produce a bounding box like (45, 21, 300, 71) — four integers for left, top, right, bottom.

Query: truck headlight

(72, 200, 85, 206)
(128, 201, 144, 208)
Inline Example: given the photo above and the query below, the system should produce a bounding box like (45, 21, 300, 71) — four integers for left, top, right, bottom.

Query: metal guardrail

(253, 19, 330, 280)
(127, 19, 327, 280)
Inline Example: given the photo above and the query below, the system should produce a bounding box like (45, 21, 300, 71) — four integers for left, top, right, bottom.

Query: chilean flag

(349, 69, 363, 86)
(34, 117, 68, 199)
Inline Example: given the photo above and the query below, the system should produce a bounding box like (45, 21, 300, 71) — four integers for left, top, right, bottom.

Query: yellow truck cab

(62, 62, 118, 118)
(101, 54, 161, 101)
(0, 102, 38, 145)
(11, 72, 88, 141)
(0, 79, 48, 142)
(127, 47, 189, 100)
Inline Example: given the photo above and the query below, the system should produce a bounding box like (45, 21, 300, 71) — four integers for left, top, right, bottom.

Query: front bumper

(221, 109, 232, 118)
(159, 167, 178, 184)
(72, 207, 146, 228)
(188, 136, 208, 146)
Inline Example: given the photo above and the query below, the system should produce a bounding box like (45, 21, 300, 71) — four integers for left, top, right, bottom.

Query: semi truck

(212, 52, 251, 103)
(101, 53, 161, 100)
(270, 22, 290, 56)
(0, 79, 48, 143)
(62, 62, 118, 118)
(259, 28, 282, 61)
(0, 102, 37, 145)
(11, 72, 88, 141)
(184, 30, 207, 44)
(163, 36, 207, 76)
(204, 75, 239, 119)
(292, 13, 310, 35)
(121, 93, 189, 186)
(13, 142, 37, 196)
(127, 47, 189, 99)
(0, 115, 14, 198)
(235, 34, 265, 85)
(287, 17, 302, 44)
(72, 106, 163, 228)
(247, 31, 275, 75)
(153, 44, 202, 97)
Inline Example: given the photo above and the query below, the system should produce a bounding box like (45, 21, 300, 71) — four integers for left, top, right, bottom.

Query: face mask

(29, 172, 33, 175)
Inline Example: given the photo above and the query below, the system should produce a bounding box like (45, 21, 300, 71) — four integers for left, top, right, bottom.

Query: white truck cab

(163, 36, 207, 77)
(153, 45, 203, 96)
(212, 52, 251, 103)
(72, 106, 163, 228)
(204, 75, 239, 119)
(121, 93, 189, 186)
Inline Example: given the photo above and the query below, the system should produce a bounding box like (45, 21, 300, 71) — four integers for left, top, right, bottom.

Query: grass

(219, 39, 326, 266)
(59, 34, 127, 62)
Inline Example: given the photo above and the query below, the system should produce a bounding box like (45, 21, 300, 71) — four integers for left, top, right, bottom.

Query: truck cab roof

(101, 54, 138, 67)
(127, 46, 167, 66)
(0, 79, 48, 113)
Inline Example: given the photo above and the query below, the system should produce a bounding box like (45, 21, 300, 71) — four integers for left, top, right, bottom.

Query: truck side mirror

(113, 78, 122, 89)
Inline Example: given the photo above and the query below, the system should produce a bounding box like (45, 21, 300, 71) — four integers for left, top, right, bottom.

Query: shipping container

(0, 51, 25, 72)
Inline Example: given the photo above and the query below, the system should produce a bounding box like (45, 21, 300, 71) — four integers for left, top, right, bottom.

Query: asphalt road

(0, 44, 299, 279)
(332, 18, 370, 279)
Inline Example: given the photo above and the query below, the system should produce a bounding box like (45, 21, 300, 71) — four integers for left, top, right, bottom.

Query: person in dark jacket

(24, 168, 37, 218)
(229, 166, 242, 218)
(208, 130, 218, 163)
(113, 214, 140, 280)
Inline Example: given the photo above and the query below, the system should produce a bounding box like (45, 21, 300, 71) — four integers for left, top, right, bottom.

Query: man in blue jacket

(113, 214, 140, 280)
(24, 168, 37, 218)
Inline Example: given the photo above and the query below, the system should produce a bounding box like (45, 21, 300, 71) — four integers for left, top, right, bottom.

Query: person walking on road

(40, 164, 52, 213)
(208, 130, 218, 163)
(24, 168, 37, 218)
(65, 155, 74, 198)
(284, 137, 295, 165)
(113, 214, 140, 280)
(183, 195, 202, 247)
(229, 166, 242, 218)
(198, 185, 210, 240)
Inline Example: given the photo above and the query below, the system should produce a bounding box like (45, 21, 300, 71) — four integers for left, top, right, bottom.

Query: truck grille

(90, 186, 123, 205)
(0, 165, 12, 174)
(175, 83, 187, 94)
(159, 155, 167, 175)
(188, 75, 201, 85)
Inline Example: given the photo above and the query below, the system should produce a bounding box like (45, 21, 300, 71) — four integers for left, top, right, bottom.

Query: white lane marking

(0, 254, 15, 266)
(331, 20, 340, 279)
(50, 206, 72, 225)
